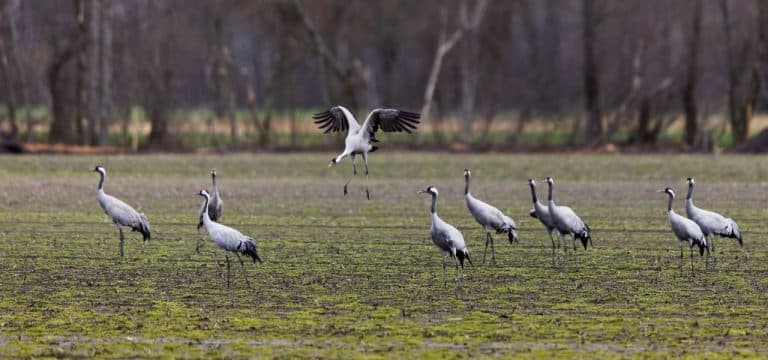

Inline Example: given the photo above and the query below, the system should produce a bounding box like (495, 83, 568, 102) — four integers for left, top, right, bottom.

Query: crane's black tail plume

(717, 219, 742, 246)
(528, 209, 538, 219)
(497, 225, 520, 244)
(242, 239, 263, 263)
(133, 213, 151, 241)
(575, 225, 591, 250)
(456, 249, 471, 268)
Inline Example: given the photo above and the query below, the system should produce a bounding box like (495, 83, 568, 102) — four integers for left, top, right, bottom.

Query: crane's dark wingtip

(528, 209, 538, 219)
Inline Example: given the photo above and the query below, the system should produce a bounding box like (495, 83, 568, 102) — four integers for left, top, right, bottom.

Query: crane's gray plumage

(660, 187, 708, 273)
(93, 165, 150, 257)
(685, 178, 742, 253)
(196, 168, 223, 253)
(544, 177, 591, 251)
(419, 186, 471, 285)
(463, 169, 518, 265)
(198, 189, 262, 288)
(314, 106, 420, 199)
(527, 179, 558, 251)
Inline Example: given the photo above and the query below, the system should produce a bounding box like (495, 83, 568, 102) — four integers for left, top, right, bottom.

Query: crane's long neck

(211, 175, 218, 194)
(686, 183, 693, 200)
(464, 174, 470, 195)
(667, 194, 673, 212)
(430, 193, 438, 214)
(334, 148, 352, 163)
(201, 195, 211, 222)
(97, 171, 105, 191)
(547, 182, 554, 202)
(529, 184, 538, 203)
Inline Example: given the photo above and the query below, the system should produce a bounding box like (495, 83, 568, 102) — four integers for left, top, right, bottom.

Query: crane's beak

(656, 189, 665, 193)
(417, 190, 425, 195)
(328, 163, 333, 168)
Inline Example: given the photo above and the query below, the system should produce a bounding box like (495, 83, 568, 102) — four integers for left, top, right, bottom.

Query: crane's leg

(489, 232, 496, 265)
(440, 252, 448, 288)
(235, 253, 250, 288)
(116, 225, 124, 257)
(482, 232, 490, 265)
(549, 230, 556, 253)
(343, 154, 357, 196)
(689, 246, 695, 276)
(362, 153, 371, 200)
(455, 258, 462, 288)
(225, 252, 231, 288)
(196, 227, 202, 254)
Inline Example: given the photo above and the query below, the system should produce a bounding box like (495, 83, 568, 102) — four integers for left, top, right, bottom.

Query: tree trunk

(148, 70, 171, 147)
(721, 0, 765, 145)
(683, 0, 702, 146)
(98, 0, 111, 146)
(0, 9, 18, 139)
(74, 0, 88, 145)
(583, 0, 602, 140)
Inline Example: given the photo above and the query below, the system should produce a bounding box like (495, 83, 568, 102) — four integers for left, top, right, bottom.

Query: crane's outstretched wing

(313, 106, 359, 134)
(363, 109, 421, 134)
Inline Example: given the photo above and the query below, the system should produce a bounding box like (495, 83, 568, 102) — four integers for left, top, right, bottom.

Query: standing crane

(463, 169, 518, 265)
(197, 189, 262, 288)
(419, 186, 472, 286)
(659, 187, 708, 274)
(527, 179, 557, 252)
(197, 168, 223, 253)
(313, 106, 420, 199)
(93, 165, 150, 257)
(543, 177, 591, 252)
(685, 178, 742, 258)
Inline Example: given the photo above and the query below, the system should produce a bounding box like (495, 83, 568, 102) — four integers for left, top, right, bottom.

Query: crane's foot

(366, 189, 371, 200)
(343, 184, 348, 196)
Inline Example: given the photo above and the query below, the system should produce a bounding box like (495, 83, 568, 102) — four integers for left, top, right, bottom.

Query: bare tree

(721, 0, 768, 145)
(97, 0, 111, 146)
(0, 1, 19, 139)
(292, 0, 370, 110)
(208, 15, 237, 145)
(682, 0, 702, 146)
(583, 0, 602, 140)
(421, 0, 488, 144)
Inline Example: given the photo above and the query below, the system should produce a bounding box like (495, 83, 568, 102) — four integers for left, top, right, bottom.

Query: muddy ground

(0, 153, 766, 358)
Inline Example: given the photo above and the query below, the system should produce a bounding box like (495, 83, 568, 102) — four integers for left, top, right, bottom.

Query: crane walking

(527, 179, 558, 253)
(419, 186, 472, 286)
(659, 187, 708, 274)
(314, 106, 420, 199)
(544, 177, 591, 252)
(197, 168, 223, 254)
(463, 169, 518, 265)
(93, 165, 150, 257)
(198, 189, 262, 288)
(685, 178, 742, 259)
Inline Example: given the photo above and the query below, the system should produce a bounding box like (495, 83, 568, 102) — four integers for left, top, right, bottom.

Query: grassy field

(0, 153, 766, 358)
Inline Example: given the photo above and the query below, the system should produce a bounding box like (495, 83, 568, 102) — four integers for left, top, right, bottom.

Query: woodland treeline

(0, 0, 767, 150)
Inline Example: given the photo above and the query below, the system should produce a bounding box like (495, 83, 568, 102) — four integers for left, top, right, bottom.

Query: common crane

(419, 186, 472, 286)
(527, 179, 557, 252)
(659, 187, 708, 273)
(463, 169, 518, 265)
(543, 177, 591, 252)
(93, 165, 150, 257)
(314, 106, 420, 199)
(685, 178, 742, 256)
(196, 168, 223, 254)
(198, 189, 262, 288)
